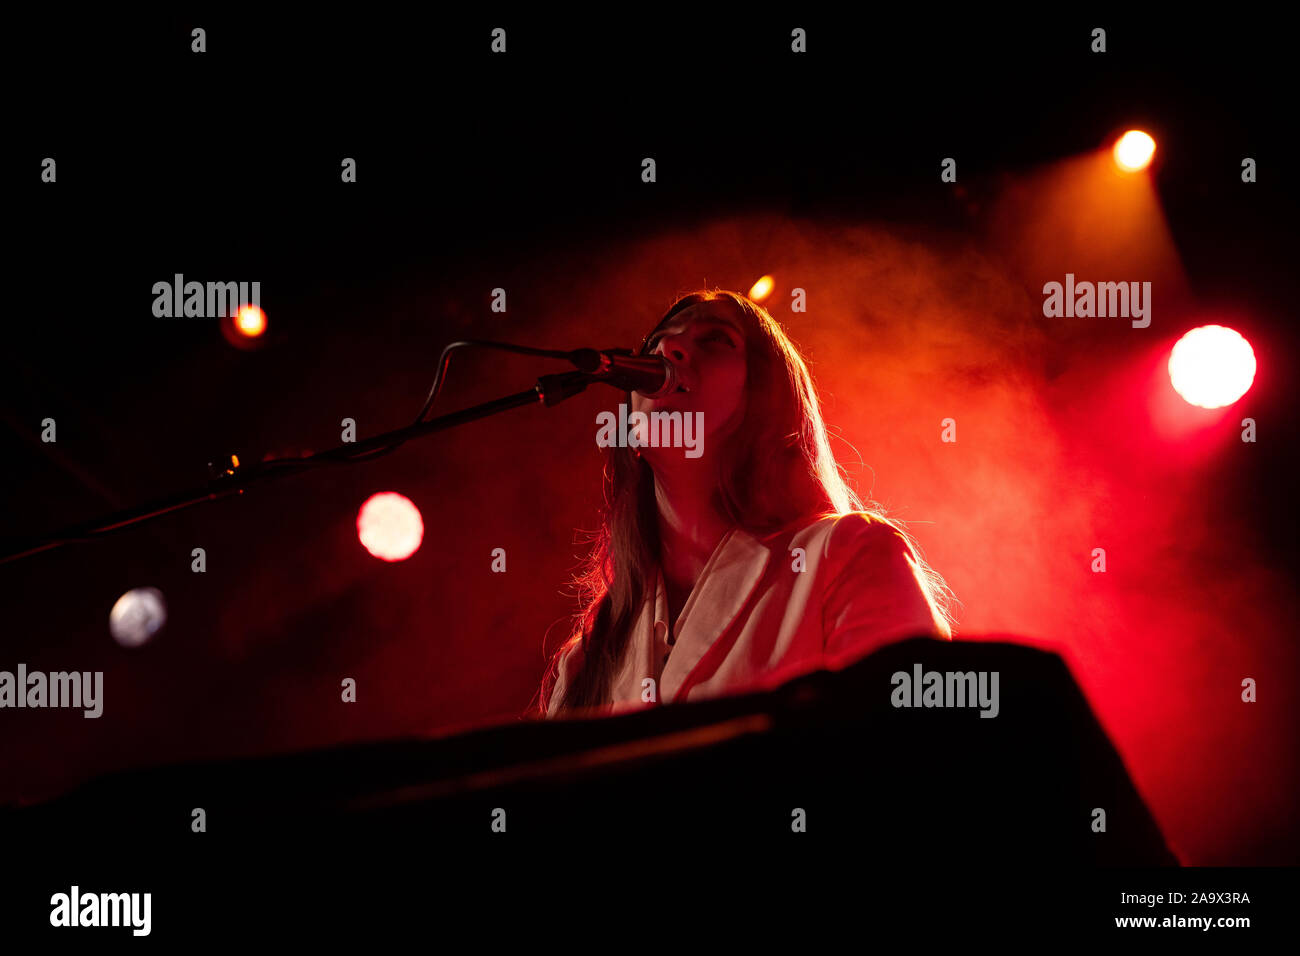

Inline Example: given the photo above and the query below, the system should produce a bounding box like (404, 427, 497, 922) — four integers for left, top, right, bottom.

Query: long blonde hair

(537, 289, 953, 715)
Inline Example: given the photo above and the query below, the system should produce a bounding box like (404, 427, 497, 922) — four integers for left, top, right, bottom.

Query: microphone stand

(0, 369, 601, 566)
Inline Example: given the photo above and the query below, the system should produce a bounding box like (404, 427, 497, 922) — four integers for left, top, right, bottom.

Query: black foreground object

(2, 636, 1177, 866)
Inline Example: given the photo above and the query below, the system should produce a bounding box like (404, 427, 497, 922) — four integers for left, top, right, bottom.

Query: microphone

(567, 348, 678, 398)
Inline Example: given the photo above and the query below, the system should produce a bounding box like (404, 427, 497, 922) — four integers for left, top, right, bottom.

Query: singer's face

(630, 303, 747, 456)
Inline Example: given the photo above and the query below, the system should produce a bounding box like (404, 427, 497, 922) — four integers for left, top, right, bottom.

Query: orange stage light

(234, 305, 267, 337)
(1113, 130, 1156, 172)
(748, 275, 774, 301)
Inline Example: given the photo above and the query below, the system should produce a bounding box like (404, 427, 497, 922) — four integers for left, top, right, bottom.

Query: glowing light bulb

(1114, 130, 1156, 172)
(1168, 325, 1256, 408)
(234, 305, 267, 337)
(748, 275, 774, 301)
(357, 492, 424, 561)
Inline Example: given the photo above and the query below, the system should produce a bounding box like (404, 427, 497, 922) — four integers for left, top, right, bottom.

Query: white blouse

(546, 511, 949, 717)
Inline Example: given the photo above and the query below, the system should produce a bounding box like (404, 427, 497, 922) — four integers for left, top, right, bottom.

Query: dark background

(3, 11, 1297, 865)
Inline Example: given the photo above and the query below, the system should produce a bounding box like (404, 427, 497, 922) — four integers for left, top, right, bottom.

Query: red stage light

(1168, 325, 1256, 408)
(357, 492, 424, 561)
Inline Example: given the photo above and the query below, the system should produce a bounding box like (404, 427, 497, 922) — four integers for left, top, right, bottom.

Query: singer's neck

(651, 463, 732, 593)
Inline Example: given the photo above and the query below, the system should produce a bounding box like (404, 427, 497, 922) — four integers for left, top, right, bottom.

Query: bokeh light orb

(1168, 325, 1256, 409)
(234, 305, 267, 337)
(1113, 130, 1156, 172)
(357, 492, 424, 561)
(748, 275, 774, 301)
(109, 587, 167, 647)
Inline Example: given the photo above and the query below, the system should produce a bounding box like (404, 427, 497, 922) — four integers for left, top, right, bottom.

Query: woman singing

(539, 289, 954, 718)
